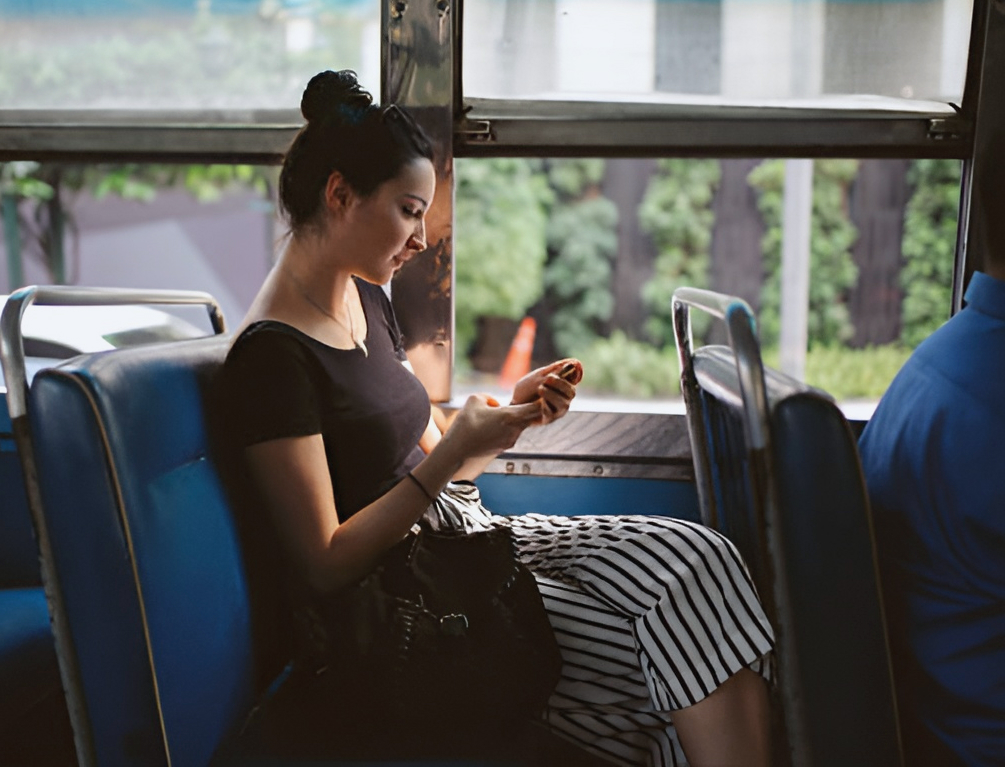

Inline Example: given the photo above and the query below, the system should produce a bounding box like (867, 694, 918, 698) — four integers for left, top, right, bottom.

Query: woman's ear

(324, 171, 354, 214)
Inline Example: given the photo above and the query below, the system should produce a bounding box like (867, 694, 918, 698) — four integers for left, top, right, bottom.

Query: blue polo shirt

(859, 271, 1005, 766)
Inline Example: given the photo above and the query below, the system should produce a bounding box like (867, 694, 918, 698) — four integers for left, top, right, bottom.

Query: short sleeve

(371, 282, 408, 362)
(222, 326, 323, 446)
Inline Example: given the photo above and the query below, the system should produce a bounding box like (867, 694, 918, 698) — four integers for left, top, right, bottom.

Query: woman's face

(341, 157, 436, 284)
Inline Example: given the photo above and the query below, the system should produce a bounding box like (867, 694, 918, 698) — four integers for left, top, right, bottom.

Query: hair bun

(301, 70, 373, 124)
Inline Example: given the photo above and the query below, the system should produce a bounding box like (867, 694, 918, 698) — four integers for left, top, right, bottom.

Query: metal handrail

(0, 285, 225, 767)
(1, 285, 225, 419)
(672, 287, 769, 450)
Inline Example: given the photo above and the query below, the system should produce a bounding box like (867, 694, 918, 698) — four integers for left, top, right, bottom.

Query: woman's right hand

(441, 394, 543, 462)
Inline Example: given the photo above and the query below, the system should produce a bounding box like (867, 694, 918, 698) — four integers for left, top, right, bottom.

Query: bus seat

(0, 587, 62, 724)
(672, 287, 903, 767)
(28, 336, 252, 767)
(24, 335, 610, 767)
(1, 392, 74, 759)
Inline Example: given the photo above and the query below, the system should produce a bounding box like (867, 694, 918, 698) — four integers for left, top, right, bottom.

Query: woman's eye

(403, 206, 423, 219)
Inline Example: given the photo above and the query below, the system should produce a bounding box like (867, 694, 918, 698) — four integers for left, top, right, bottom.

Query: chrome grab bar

(671, 286, 769, 451)
(1, 285, 225, 420)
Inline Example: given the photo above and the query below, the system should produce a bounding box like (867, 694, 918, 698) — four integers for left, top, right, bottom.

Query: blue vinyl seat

(672, 288, 903, 767)
(28, 336, 256, 767)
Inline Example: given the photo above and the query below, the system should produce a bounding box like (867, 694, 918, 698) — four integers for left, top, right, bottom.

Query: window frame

(0, 0, 986, 163)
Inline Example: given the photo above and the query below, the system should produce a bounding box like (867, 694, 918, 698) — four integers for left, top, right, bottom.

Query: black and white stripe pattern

(429, 482, 775, 767)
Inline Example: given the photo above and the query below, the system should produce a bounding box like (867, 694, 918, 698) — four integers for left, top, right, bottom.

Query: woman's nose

(406, 220, 427, 251)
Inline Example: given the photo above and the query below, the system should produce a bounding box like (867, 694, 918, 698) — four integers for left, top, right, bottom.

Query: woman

(223, 69, 775, 767)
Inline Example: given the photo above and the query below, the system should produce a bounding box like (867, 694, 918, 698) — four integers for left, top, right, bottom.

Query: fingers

(466, 393, 542, 425)
(507, 399, 546, 425)
(551, 358, 583, 385)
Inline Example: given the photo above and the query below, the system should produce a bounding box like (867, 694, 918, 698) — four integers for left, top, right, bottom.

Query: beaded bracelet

(406, 470, 437, 504)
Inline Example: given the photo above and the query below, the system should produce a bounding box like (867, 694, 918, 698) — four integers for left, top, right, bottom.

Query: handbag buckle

(440, 613, 469, 636)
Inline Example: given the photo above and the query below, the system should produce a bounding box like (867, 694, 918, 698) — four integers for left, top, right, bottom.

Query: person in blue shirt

(858, 164, 1005, 766)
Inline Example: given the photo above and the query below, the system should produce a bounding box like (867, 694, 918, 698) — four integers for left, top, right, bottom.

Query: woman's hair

(279, 70, 434, 234)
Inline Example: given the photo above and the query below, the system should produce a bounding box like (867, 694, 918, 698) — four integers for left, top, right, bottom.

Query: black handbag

(312, 523, 563, 745)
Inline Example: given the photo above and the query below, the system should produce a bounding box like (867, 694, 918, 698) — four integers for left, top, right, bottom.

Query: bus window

(0, 162, 278, 326)
(0, 0, 380, 111)
(463, 0, 973, 107)
(453, 155, 963, 419)
(4, 154, 960, 419)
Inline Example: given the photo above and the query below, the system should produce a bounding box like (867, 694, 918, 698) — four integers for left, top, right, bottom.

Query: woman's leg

(506, 512, 776, 767)
(671, 667, 771, 767)
(534, 575, 686, 766)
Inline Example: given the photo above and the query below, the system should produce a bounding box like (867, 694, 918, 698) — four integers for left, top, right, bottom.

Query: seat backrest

(28, 335, 255, 767)
(672, 288, 902, 767)
(694, 347, 902, 766)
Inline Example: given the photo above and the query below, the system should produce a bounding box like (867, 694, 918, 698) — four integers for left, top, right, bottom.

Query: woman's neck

(280, 234, 355, 311)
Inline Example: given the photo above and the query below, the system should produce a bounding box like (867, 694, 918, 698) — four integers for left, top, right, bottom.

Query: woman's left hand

(510, 359, 582, 425)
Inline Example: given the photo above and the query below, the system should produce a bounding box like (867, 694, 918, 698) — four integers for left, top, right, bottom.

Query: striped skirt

(427, 483, 776, 767)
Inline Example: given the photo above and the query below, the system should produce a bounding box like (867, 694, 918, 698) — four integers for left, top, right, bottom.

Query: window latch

(455, 118, 494, 143)
(927, 116, 968, 142)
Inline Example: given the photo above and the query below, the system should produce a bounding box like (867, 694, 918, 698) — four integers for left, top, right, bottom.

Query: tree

(542, 160, 618, 356)
(453, 158, 552, 356)
(900, 159, 961, 347)
(638, 158, 719, 346)
(748, 159, 859, 348)
(1, 162, 55, 288)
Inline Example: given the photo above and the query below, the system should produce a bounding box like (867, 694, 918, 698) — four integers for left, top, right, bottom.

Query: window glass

(0, 0, 380, 111)
(463, 0, 974, 107)
(452, 156, 963, 418)
(0, 157, 963, 418)
(0, 162, 278, 329)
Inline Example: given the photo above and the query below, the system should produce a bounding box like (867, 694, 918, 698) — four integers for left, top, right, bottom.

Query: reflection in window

(0, 0, 380, 110)
(463, 0, 973, 106)
(453, 156, 961, 412)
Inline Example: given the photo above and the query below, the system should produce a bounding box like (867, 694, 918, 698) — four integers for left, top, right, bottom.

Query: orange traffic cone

(498, 316, 536, 389)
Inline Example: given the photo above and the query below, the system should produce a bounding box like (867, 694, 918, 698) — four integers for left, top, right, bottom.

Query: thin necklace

(286, 270, 368, 357)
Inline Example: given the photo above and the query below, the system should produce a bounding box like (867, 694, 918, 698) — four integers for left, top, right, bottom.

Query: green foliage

(541, 160, 619, 355)
(454, 158, 552, 355)
(900, 159, 961, 347)
(563, 338, 906, 402)
(0, 162, 54, 200)
(763, 344, 913, 401)
(544, 194, 619, 354)
(546, 159, 605, 198)
(638, 158, 719, 346)
(749, 159, 859, 348)
(454, 158, 619, 361)
(84, 164, 273, 203)
(574, 331, 681, 398)
(0, 8, 367, 109)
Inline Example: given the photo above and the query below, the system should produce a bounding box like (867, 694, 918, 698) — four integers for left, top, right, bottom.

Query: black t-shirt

(222, 279, 430, 520)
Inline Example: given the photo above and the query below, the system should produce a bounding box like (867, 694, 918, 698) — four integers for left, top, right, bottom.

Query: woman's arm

(418, 413, 499, 481)
(245, 394, 542, 593)
(417, 359, 581, 481)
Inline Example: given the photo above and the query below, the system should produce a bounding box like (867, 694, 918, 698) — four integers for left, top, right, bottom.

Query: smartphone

(557, 362, 578, 382)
